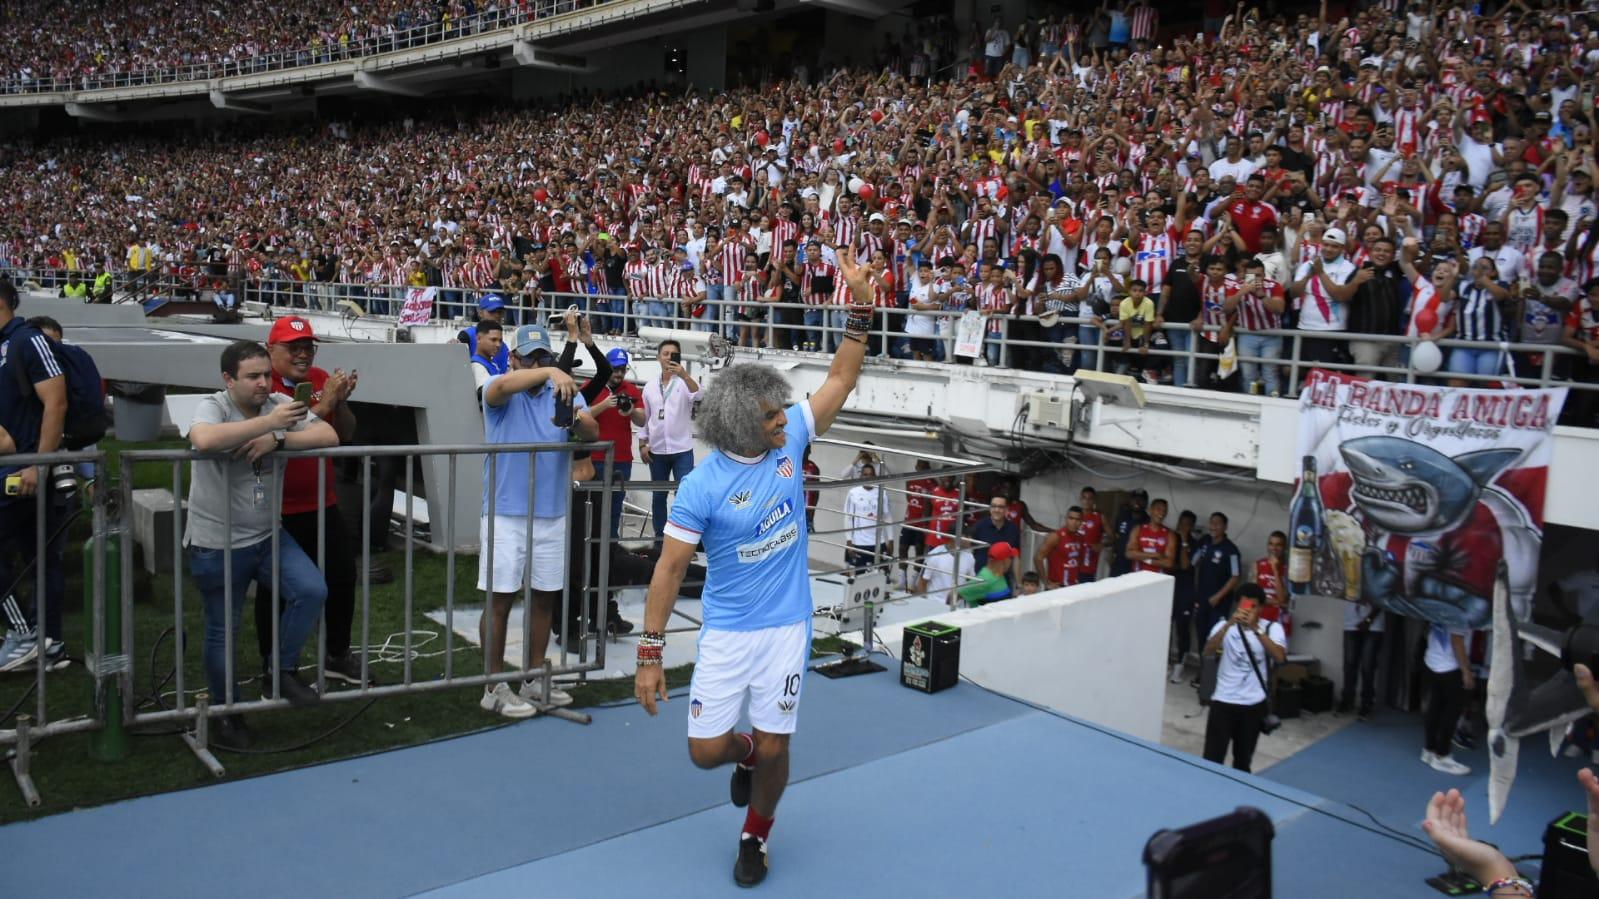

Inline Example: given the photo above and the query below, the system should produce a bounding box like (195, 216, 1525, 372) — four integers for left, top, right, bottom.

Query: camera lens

(50, 464, 77, 495)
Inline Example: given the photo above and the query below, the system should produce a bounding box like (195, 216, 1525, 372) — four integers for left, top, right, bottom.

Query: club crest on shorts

(775, 456, 794, 479)
(729, 489, 753, 509)
(691, 698, 702, 718)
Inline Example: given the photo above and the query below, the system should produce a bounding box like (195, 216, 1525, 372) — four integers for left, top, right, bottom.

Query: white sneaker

(0, 630, 37, 672)
(1168, 663, 1185, 684)
(519, 680, 573, 708)
(1429, 755, 1471, 776)
(481, 683, 538, 719)
(1420, 749, 1437, 765)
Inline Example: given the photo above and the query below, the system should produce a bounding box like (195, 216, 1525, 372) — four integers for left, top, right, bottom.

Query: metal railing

(0, 431, 995, 806)
(0, 450, 111, 806)
(0, 3, 551, 96)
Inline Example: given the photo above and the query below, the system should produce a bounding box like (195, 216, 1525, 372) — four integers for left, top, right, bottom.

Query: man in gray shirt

(186, 341, 338, 747)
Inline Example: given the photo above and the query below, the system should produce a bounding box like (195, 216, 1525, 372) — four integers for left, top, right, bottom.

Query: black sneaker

(733, 835, 768, 887)
(604, 607, 636, 636)
(1357, 704, 1372, 721)
(324, 653, 377, 686)
(213, 714, 252, 749)
(731, 763, 753, 808)
(268, 670, 321, 706)
(1454, 730, 1476, 751)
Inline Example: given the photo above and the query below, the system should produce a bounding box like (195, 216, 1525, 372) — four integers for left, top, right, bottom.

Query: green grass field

(0, 439, 712, 823)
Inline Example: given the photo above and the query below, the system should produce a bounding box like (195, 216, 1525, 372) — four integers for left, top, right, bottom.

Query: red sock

(743, 808, 774, 842)
(736, 731, 757, 768)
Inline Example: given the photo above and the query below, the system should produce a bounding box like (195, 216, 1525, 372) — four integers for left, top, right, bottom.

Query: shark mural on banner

(1294, 369, 1575, 822)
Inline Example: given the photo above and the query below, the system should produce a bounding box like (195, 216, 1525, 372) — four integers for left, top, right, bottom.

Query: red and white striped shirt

(1200, 276, 1239, 329)
(624, 259, 651, 297)
(717, 238, 752, 283)
(1134, 227, 1180, 288)
(1234, 278, 1285, 331)
(1129, 4, 1158, 40)
(966, 215, 1000, 255)
(773, 218, 800, 250)
(977, 282, 1011, 334)
(802, 260, 838, 305)
(833, 217, 859, 251)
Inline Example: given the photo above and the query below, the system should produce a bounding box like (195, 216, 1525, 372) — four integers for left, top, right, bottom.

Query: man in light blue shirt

(632, 248, 876, 888)
(477, 323, 597, 719)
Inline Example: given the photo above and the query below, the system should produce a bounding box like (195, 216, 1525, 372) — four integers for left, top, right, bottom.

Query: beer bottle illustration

(1288, 455, 1324, 595)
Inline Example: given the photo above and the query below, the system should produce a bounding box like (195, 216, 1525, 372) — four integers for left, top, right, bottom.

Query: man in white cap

(1290, 226, 1359, 392)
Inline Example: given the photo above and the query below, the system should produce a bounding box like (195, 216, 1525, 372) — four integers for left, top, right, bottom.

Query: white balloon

(848, 176, 864, 195)
(1411, 340, 1443, 373)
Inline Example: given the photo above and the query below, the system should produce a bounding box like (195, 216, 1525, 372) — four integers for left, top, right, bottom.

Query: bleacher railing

(7, 264, 1595, 402)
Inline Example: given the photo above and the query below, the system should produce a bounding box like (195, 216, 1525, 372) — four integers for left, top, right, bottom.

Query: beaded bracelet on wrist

(1484, 877, 1534, 897)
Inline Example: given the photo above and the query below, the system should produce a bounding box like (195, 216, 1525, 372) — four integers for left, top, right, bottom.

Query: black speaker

(1542, 812, 1599, 898)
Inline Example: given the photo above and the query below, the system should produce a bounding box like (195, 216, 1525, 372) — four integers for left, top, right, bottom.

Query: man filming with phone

(638, 339, 701, 544)
(261, 316, 369, 687)
(1201, 582, 1285, 773)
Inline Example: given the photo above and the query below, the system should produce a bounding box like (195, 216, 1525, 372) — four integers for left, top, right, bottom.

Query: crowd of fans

(0, 0, 547, 93)
(6, 4, 1599, 419)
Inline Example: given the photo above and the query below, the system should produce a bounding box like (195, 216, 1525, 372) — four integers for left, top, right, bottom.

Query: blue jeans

(1238, 333, 1284, 395)
(1167, 328, 1194, 386)
(890, 292, 913, 358)
(828, 307, 850, 352)
(593, 460, 633, 538)
(647, 450, 695, 538)
(646, 299, 673, 331)
(188, 532, 327, 704)
(1448, 346, 1504, 377)
(985, 329, 1004, 366)
(1077, 324, 1102, 372)
(804, 308, 825, 349)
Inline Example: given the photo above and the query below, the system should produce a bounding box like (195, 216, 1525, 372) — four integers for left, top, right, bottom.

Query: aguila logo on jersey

(729, 490, 753, 509)
(757, 499, 794, 537)
(775, 456, 794, 479)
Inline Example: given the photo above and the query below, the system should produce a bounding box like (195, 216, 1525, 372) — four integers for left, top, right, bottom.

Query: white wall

(871, 572, 1174, 742)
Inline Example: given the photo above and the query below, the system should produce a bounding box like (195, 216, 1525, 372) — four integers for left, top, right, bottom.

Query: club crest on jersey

(729, 490, 753, 509)
(775, 456, 794, 479)
(690, 699, 702, 719)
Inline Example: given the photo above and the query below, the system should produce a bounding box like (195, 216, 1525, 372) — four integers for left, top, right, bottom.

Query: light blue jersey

(482, 375, 588, 520)
(665, 401, 816, 631)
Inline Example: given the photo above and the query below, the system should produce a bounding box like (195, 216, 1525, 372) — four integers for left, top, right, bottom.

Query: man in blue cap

(477, 323, 599, 718)
(458, 294, 509, 372)
(588, 347, 646, 537)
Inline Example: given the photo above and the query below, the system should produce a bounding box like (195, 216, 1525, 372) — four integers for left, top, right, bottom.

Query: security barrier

(1, 438, 992, 807)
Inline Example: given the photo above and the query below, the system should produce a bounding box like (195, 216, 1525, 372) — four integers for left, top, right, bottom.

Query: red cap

(988, 542, 1018, 561)
(267, 316, 319, 345)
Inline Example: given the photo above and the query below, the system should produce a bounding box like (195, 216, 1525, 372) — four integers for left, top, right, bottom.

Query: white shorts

(477, 514, 568, 594)
(687, 620, 811, 739)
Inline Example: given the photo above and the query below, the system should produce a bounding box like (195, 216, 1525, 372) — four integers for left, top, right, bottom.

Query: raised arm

(806, 246, 873, 436)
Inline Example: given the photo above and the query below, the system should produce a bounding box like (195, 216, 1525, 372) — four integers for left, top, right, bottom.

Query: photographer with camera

(589, 348, 646, 538)
(0, 281, 70, 672)
(1201, 582, 1285, 774)
(638, 339, 700, 543)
